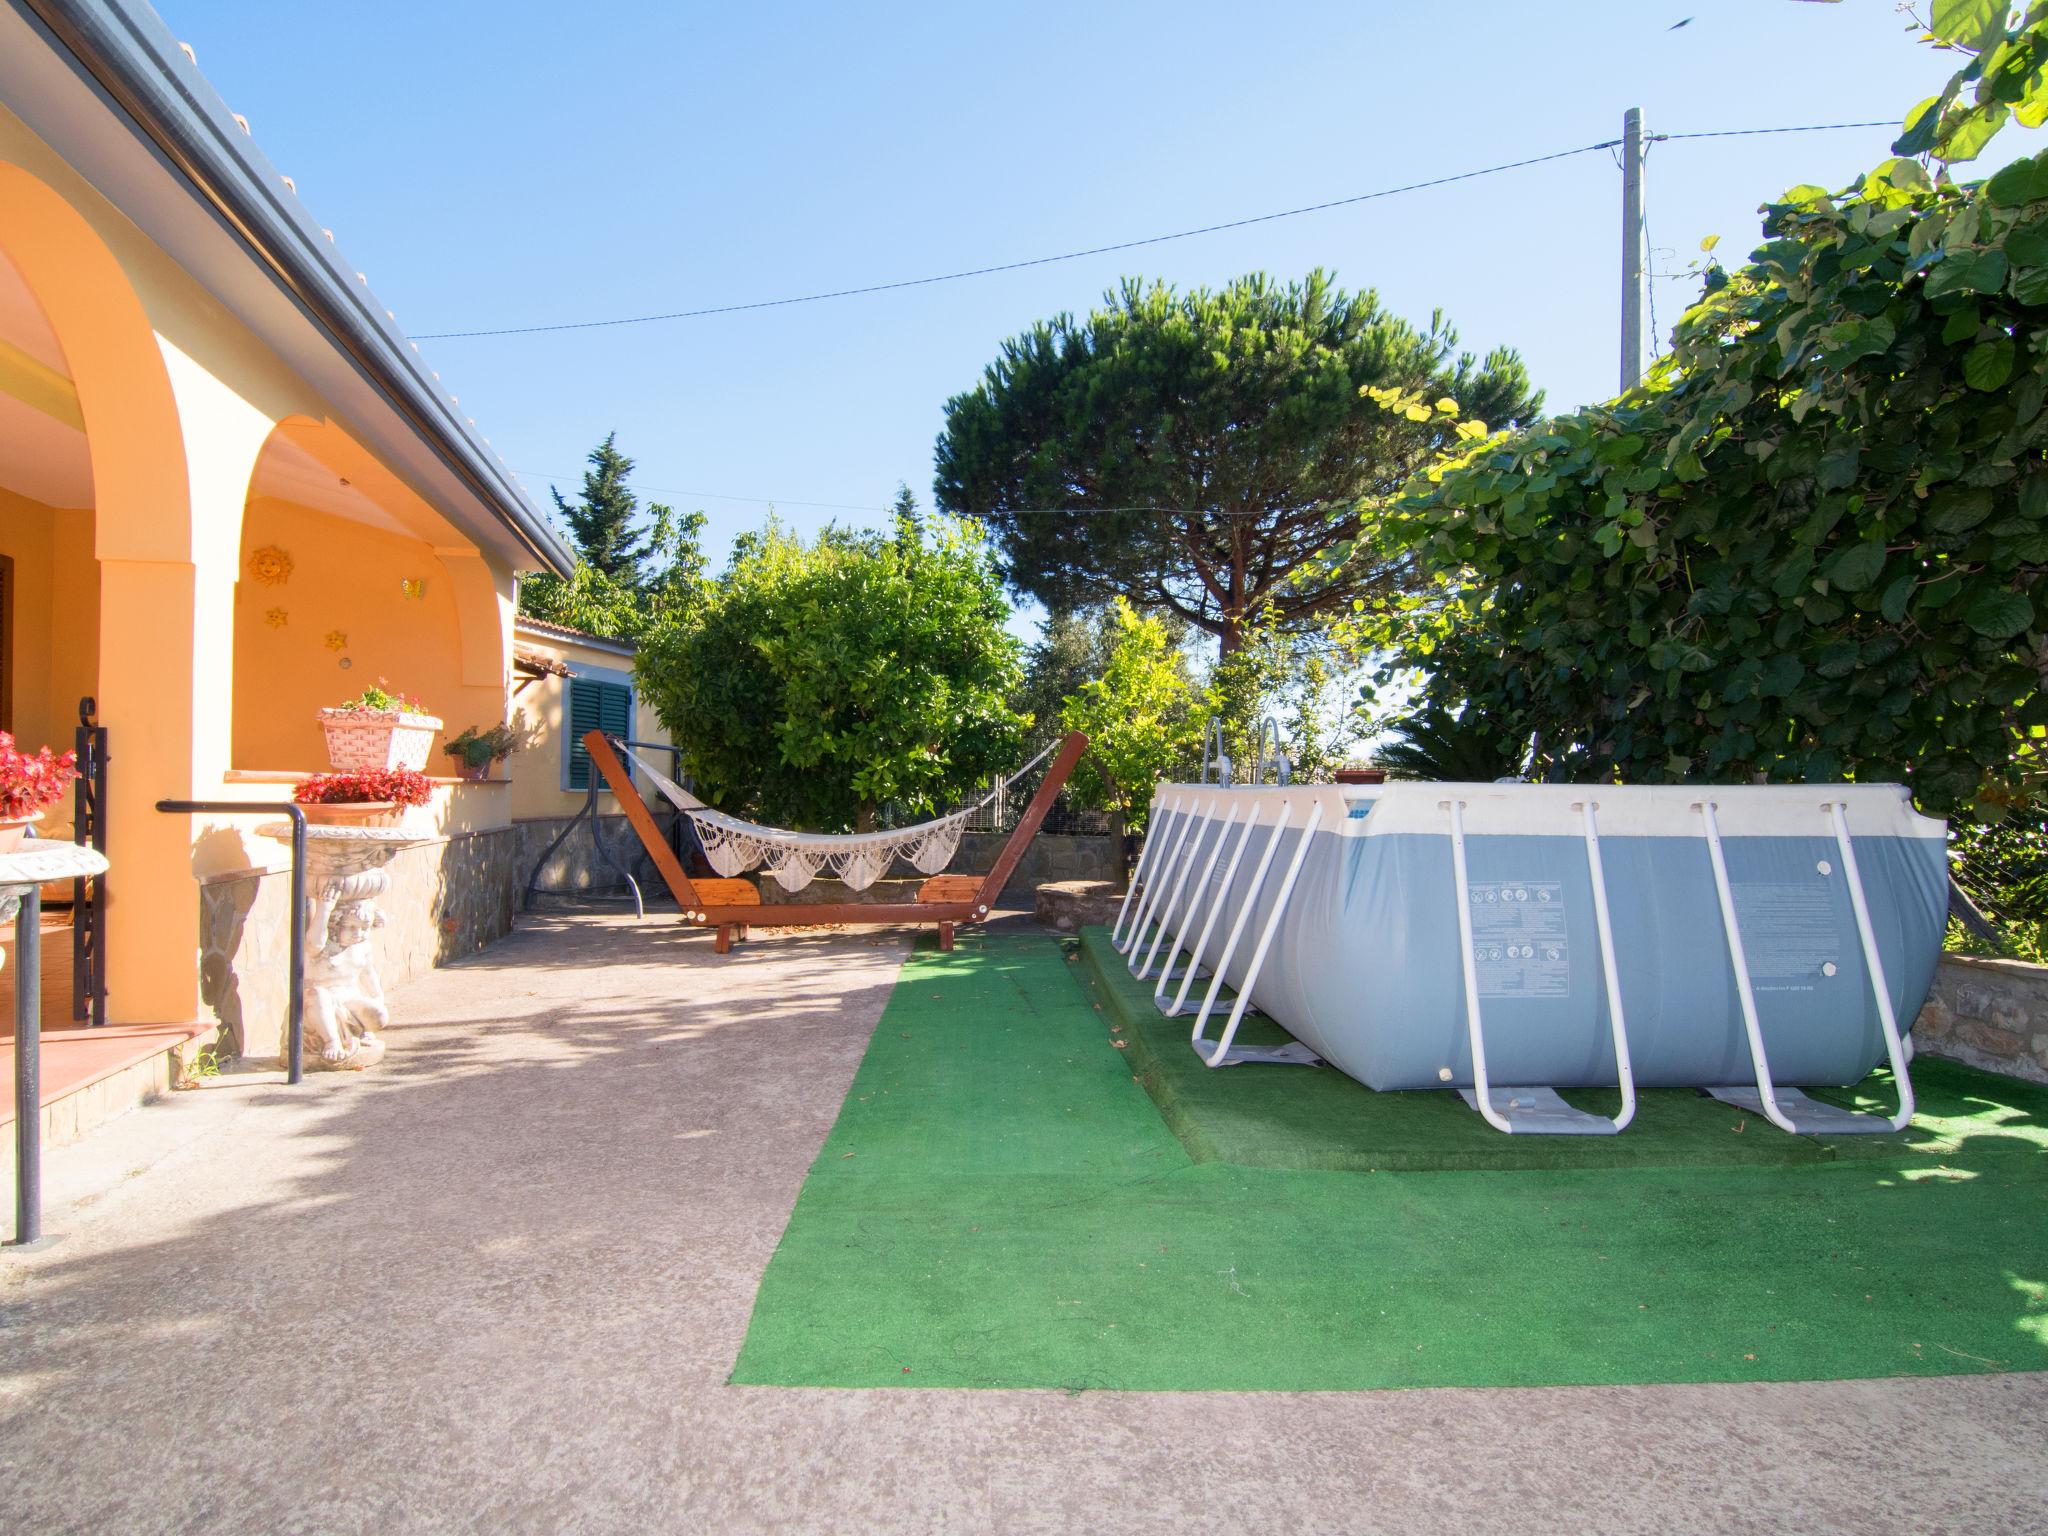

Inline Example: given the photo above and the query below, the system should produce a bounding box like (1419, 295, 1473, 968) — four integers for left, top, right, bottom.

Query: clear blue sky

(175, 0, 2039, 627)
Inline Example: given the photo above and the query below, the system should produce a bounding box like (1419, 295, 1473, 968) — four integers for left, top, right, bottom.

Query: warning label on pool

(1469, 881, 1569, 998)
(1732, 881, 1838, 992)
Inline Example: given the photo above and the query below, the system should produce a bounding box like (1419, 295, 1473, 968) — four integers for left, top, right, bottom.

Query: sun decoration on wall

(324, 630, 348, 652)
(248, 546, 294, 586)
(264, 608, 289, 629)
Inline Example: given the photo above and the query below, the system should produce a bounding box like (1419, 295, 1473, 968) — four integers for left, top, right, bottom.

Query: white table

(2, 840, 108, 1248)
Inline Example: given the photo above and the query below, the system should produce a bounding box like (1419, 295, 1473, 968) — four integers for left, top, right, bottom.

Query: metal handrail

(155, 801, 306, 1084)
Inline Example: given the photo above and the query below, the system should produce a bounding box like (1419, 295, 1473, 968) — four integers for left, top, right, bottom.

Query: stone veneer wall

(1912, 954, 2048, 1084)
(199, 811, 673, 1060)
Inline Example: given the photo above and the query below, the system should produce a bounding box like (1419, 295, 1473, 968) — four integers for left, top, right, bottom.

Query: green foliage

(935, 271, 1541, 654)
(1373, 129, 2048, 817)
(519, 503, 709, 642)
(443, 723, 521, 768)
(1895, 3, 2048, 164)
(1058, 599, 1213, 828)
(636, 513, 1027, 831)
(1012, 604, 1121, 739)
(552, 432, 656, 581)
(517, 560, 653, 641)
(1371, 704, 1526, 782)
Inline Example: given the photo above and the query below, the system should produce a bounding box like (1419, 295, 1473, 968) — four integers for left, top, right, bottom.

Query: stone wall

(955, 831, 1123, 899)
(516, 811, 680, 898)
(1913, 954, 2048, 1084)
(198, 811, 674, 1060)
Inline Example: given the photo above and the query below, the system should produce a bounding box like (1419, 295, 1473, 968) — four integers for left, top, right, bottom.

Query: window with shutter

(564, 676, 633, 790)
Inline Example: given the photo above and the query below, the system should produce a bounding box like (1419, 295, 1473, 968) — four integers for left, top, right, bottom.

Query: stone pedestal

(261, 823, 433, 1071)
(1034, 879, 1127, 933)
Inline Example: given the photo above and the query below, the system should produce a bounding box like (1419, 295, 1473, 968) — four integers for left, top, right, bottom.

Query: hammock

(609, 738, 1062, 892)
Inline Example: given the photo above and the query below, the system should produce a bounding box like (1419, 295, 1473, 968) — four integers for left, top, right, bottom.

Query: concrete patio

(1, 910, 2044, 1534)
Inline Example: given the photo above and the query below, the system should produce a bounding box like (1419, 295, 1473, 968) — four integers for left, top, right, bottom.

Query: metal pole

(1621, 106, 1644, 392)
(12, 886, 42, 1245)
(286, 807, 306, 1086)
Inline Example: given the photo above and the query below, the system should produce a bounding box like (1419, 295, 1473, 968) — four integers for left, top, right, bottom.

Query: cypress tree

(553, 432, 649, 583)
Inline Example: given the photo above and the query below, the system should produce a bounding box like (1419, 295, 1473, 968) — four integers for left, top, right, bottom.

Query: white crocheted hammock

(611, 739, 1060, 893)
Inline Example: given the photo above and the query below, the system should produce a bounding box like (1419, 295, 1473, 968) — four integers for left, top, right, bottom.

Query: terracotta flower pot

(454, 759, 499, 783)
(317, 710, 443, 772)
(296, 800, 406, 828)
(0, 812, 43, 854)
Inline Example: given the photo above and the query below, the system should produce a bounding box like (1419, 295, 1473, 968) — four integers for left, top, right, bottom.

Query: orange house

(0, 0, 646, 1130)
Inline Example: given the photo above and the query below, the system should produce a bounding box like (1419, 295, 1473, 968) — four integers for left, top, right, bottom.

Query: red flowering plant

(0, 732, 79, 821)
(293, 767, 434, 806)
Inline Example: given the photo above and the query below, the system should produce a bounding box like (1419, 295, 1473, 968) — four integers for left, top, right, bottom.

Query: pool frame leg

(1138, 798, 1217, 981)
(1190, 802, 1292, 1054)
(1110, 793, 1172, 947)
(1165, 805, 1262, 1018)
(1156, 802, 1244, 1005)
(1197, 801, 1325, 1068)
(1124, 799, 1197, 967)
(1117, 797, 1184, 956)
(1696, 799, 1803, 1136)
(1577, 799, 1637, 1133)
(1446, 799, 1515, 1134)
(1824, 799, 1916, 1132)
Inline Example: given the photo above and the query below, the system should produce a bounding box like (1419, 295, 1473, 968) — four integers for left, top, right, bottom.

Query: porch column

(97, 342, 277, 1024)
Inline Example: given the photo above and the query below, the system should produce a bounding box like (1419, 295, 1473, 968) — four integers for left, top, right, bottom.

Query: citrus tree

(1059, 599, 1213, 828)
(636, 515, 1026, 831)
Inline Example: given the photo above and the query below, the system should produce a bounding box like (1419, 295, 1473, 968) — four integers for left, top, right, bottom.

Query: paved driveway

(2, 913, 2042, 1534)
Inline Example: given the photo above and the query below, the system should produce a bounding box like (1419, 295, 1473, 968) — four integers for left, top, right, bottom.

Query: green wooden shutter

(565, 678, 632, 790)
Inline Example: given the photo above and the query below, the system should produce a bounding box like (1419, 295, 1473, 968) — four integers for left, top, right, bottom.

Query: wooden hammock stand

(582, 729, 1091, 953)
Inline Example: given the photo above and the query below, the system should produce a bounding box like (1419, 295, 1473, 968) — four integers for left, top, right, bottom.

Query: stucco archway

(0, 160, 202, 1022)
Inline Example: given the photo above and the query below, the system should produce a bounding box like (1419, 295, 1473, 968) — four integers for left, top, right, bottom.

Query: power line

(513, 470, 888, 515)
(1651, 119, 1894, 141)
(516, 466, 1363, 522)
(417, 118, 1897, 342)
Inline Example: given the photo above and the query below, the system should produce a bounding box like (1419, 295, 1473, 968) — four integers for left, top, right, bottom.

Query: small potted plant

(318, 682, 442, 772)
(442, 722, 521, 782)
(293, 766, 434, 827)
(0, 732, 78, 853)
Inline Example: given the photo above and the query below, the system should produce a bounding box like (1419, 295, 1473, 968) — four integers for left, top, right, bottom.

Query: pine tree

(888, 481, 921, 550)
(552, 432, 649, 582)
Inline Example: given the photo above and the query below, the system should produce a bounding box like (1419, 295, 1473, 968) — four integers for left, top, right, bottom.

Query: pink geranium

(294, 767, 434, 807)
(0, 733, 79, 821)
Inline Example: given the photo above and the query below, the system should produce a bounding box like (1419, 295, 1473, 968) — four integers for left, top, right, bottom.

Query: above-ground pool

(1114, 781, 1947, 1135)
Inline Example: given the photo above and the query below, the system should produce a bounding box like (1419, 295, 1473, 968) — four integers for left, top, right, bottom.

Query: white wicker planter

(317, 710, 443, 771)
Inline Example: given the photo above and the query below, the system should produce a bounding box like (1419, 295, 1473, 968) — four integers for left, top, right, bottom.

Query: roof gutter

(11, 0, 575, 576)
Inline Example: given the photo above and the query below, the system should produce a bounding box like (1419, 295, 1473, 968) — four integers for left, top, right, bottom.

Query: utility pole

(1620, 106, 1644, 392)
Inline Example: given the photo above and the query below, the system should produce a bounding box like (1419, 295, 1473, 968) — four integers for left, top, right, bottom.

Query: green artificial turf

(1080, 924, 2048, 1174)
(728, 927, 2048, 1391)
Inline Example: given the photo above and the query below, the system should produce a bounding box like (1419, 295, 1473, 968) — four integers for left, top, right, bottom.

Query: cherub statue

(304, 896, 388, 1069)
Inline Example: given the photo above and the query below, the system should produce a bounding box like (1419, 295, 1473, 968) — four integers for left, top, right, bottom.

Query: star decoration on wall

(264, 608, 288, 629)
(324, 630, 348, 652)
